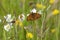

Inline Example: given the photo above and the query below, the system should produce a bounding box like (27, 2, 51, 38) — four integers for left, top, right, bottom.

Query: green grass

(0, 0, 60, 40)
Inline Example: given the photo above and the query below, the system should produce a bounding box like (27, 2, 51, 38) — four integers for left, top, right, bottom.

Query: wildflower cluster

(0, 0, 60, 40)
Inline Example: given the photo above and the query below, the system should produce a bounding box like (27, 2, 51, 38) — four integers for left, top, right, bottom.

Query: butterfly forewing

(27, 13, 41, 21)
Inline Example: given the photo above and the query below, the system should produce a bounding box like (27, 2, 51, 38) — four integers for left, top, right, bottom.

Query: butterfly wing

(27, 13, 41, 21)
(27, 13, 34, 21)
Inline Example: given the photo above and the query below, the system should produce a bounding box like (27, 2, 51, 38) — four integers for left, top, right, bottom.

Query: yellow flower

(15, 20, 23, 27)
(52, 9, 59, 15)
(15, 20, 20, 26)
(36, 3, 43, 9)
(36, 3, 46, 9)
(43, 6, 46, 9)
(51, 29, 56, 33)
(19, 21, 23, 27)
(49, 0, 55, 4)
(26, 32, 33, 38)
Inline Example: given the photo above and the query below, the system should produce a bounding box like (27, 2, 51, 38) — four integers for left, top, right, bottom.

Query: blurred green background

(0, 0, 60, 40)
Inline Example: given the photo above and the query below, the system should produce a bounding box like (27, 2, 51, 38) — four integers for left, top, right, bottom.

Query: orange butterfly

(27, 13, 41, 21)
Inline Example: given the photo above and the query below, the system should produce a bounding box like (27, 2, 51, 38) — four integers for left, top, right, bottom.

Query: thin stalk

(0, 1, 8, 13)
(3, 30, 6, 40)
(20, 25, 26, 40)
(41, 13, 46, 40)
(22, 0, 26, 40)
(55, 16, 59, 40)
(2, 18, 7, 40)
(14, 24, 18, 40)
(40, 20, 44, 40)
(32, 21, 37, 40)
(22, 0, 25, 14)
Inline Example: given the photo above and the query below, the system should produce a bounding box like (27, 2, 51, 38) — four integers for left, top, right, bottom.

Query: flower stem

(3, 30, 6, 40)
(32, 21, 37, 40)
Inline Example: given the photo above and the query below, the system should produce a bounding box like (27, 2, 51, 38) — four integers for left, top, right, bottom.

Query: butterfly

(27, 12, 41, 21)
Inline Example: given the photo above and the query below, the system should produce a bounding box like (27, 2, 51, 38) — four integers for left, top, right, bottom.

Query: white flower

(31, 8, 37, 13)
(0, 19, 2, 23)
(4, 14, 11, 19)
(4, 14, 13, 22)
(7, 14, 11, 19)
(18, 14, 25, 21)
(38, 10, 43, 14)
(9, 22, 14, 28)
(4, 24, 11, 31)
(27, 14, 30, 16)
